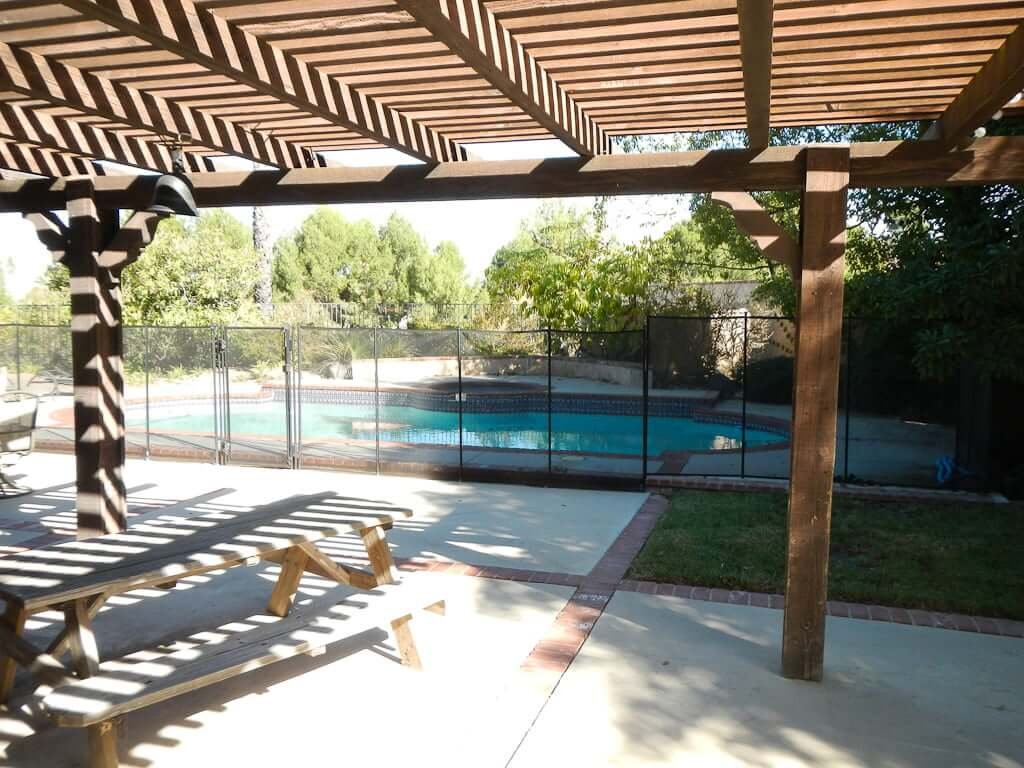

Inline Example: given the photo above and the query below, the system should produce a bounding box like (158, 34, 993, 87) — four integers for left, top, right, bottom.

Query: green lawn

(628, 491, 1024, 619)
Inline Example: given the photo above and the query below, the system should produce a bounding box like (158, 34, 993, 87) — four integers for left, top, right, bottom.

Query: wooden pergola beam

(395, 0, 609, 156)
(61, 0, 468, 163)
(0, 137, 1019, 212)
(0, 41, 323, 169)
(923, 23, 1024, 148)
(710, 191, 797, 275)
(736, 0, 774, 148)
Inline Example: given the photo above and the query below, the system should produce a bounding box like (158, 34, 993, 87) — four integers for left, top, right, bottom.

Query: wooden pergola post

(27, 179, 167, 538)
(65, 179, 128, 538)
(781, 146, 850, 681)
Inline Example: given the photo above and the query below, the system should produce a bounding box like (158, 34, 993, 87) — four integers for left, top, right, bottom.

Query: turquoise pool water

(131, 401, 785, 455)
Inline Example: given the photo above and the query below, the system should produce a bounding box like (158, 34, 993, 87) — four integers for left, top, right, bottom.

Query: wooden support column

(66, 179, 127, 539)
(781, 146, 849, 682)
(26, 180, 168, 539)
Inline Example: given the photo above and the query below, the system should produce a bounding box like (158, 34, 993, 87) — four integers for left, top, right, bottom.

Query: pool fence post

(741, 313, 748, 478)
(457, 326, 464, 482)
(843, 318, 852, 482)
(283, 326, 294, 469)
(222, 328, 232, 464)
(144, 325, 151, 459)
(14, 323, 20, 389)
(642, 318, 650, 486)
(547, 328, 553, 478)
(294, 326, 304, 469)
(373, 327, 380, 475)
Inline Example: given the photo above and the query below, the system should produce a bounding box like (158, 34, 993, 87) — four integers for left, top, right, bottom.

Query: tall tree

(272, 207, 395, 306)
(252, 206, 273, 316)
(380, 213, 431, 305)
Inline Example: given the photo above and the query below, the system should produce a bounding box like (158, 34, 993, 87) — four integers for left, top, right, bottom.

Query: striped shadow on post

(25, 178, 168, 538)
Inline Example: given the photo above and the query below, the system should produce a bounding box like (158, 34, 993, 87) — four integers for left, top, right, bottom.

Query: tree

(681, 118, 1024, 382)
(120, 210, 261, 326)
(380, 212, 430, 305)
(273, 208, 475, 314)
(45, 209, 262, 326)
(484, 202, 716, 330)
(252, 206, 273, 315)
(425, 240, 474, 305)
(272, 207, 395, 306)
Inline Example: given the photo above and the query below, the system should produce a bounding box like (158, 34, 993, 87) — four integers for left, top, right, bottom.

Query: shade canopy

(0, 1, 1020, 177)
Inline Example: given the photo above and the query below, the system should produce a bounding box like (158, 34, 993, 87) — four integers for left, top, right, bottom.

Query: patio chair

(28, 367, 73, 398)
(0, 390, 39, 496)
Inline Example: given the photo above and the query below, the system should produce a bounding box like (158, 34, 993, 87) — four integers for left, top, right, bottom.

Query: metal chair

(0, 391, 39, 497)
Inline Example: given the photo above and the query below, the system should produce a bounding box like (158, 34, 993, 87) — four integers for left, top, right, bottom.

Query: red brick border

(649, 475, 1005, 504)
(614, 580, 1024, 639)
(514, 495, 668, 686)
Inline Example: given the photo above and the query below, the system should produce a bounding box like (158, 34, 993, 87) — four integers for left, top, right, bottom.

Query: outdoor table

(0, 491, 415, 705)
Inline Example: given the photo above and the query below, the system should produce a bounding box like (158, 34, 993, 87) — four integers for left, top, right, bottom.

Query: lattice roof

(0, 0, 1021, 175)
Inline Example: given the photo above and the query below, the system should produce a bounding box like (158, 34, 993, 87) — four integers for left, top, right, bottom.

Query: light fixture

(148, 135, 198, 217)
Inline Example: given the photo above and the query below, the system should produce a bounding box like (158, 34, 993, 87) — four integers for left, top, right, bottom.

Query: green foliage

(123, 211, 262, 326)
(272, 208, 395, 307)
(678, 118, 1024, 382)
(44, 210, 261, 327)
(483, 201, 719, 331)
(272, 208, 475, 316)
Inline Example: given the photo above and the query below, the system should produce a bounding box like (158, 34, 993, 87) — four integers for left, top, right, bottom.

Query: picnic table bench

(0, 492, 444, 768)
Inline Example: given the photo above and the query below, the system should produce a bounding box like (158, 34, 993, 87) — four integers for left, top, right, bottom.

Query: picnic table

(0, 492, 444, 768)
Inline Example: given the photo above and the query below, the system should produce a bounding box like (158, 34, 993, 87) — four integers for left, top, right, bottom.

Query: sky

(0, 139, 687, 300)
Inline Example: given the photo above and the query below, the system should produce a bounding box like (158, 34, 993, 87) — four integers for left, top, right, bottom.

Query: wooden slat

(0, 139, 97, 177)
(97, 211, 166, 271)
(736, 0, 773, 147)
(0, 600, 28, 701)
(266, 546, 309, 617)
(0, 98, 193, 173)
(0, 40, 323, 168)
(781, 145, 849, 682)
(64, 598, 101, 679)
(43, 583, 444, 727)
(360, 525, 399, 586)
(0, 621, 70, 691)
(923, 23, 1024, 147)
(394, 0, 608, 155)
(0, 493, 413, 610)
(294, 541, 379, 590)
(60, 0, 469, 163)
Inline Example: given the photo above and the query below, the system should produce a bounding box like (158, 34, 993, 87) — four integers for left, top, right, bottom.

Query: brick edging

(614, 581, 1024, 639)
(515, 494, 669, 682)
(648, 475, 1007, 504)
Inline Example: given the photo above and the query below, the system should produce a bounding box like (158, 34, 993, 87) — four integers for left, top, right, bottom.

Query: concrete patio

(0, 454, 1021, 767)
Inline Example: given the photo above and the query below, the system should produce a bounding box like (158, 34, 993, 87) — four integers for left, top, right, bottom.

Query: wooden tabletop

(0, 493, 413, 612)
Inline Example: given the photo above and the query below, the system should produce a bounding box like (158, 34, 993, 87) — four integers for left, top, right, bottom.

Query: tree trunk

(253, 206, 272, 316)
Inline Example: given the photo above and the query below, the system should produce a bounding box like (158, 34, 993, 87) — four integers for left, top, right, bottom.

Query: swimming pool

(130, 400, 786, 455)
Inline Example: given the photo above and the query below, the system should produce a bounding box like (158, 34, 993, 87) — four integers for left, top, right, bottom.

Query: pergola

(0, 0, 1022, 683)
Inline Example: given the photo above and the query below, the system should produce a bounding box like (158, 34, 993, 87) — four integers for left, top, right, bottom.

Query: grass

(627, 491, 1024, 619)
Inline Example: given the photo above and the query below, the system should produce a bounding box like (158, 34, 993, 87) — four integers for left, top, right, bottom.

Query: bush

(742, 355, 793, 404)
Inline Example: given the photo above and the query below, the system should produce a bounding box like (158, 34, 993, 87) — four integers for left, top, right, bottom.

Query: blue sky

(0, 139, 686, 299)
